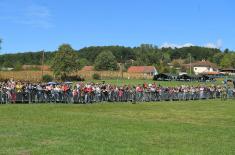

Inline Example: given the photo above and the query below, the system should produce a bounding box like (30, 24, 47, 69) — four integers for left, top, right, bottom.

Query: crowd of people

(0, 79, 235, 104)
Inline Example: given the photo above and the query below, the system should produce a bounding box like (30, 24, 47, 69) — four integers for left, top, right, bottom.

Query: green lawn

(84, 79, 224, 86)
(0, 100, 235, 155)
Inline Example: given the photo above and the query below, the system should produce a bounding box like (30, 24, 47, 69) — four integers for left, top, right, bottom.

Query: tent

(177, 74, 192, 81)
(47, 82, 58, 85)
(153, 73, 175, 81)
(198, 75, 215, 82)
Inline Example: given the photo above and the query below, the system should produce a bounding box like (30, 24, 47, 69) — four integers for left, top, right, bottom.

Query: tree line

(0, 43, 235, 74)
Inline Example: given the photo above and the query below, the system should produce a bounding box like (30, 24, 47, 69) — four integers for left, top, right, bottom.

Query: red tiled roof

(203, 72, 223, 75)
(184, 60, 218, 68)
(81, 66, 94, 71)
(194, 61, 217, 68)
(127, 66, 156, 73)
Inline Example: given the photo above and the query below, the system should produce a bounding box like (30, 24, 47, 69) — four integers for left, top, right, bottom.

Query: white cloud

(27, 5, 51, 18)
(19, 4, 53, 29)
(0, 2, 53, 29)
(204, 39, 222, 49)
(160, 43, 194, 49)
(161, 39, 223, 49)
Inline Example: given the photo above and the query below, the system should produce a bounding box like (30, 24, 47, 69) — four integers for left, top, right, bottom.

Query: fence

(77, 71, 153, 80)
(1, 88, 234, 104)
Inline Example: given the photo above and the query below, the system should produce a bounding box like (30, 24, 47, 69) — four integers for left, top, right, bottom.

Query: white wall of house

(193, 66, 217, 75)
(152, 68, 158, 75)
(145, 68, 158, 76)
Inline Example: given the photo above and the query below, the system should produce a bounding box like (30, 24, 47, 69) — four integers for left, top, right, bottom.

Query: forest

(0, 44, 235, 72)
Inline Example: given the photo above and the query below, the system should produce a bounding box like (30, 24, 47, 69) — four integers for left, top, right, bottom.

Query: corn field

(0, 71, 153, 81)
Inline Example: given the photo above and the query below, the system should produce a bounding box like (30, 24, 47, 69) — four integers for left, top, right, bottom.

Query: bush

(42, 74, 53, 82)
(92, 73, 101, 80)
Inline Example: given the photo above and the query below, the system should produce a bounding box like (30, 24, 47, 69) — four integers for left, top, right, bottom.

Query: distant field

(0, 100, 234, 155)
(0, 71, 229, 87)
(0, 71, 152, 81)
(84, 79, 224, 86)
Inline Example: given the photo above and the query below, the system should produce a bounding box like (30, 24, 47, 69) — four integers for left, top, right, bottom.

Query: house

(202, 72, 225, 78)
(0, 67, 14, 71)
(220, 68, 235, 76)
(127, 66, 158, 76)
(184, 60, 218, 75)
(81, 66, 94, 71)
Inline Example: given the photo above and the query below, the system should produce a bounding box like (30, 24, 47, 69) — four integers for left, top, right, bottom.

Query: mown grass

(85, 79, 223, 87)
(0, 100, 234, 155)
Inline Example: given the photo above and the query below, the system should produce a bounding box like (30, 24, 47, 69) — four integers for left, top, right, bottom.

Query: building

(185, 60, 218, 75)
(202, 71, 225, 78)
(0, 67, 14, 71)
(81, 66, 94, 71)
(127, 66, 158, 76)
(220, 68, 235, 76)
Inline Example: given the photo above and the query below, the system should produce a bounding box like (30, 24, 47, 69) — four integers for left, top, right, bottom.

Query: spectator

(0, 79, 234, 104)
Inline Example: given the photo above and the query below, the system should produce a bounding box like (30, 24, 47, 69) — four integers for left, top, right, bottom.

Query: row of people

(0, 80, 234, 104)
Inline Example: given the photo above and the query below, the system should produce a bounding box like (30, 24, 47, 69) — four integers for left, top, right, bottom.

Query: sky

(0, 0, 234, 53)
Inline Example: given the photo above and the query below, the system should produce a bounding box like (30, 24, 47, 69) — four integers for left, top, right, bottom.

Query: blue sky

(0, 0, 234, 53)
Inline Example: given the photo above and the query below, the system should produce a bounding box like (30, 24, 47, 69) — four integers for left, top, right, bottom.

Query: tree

(94, 51, 118, 71)
(220, 54, 231, 68)
(162, 52, 171, 64)
(51, 44, 80, 78)
(224, 48, 229, 54)
(172, 59, 184, 68)
(14, 61, 22, 71)
(213, 53, 224, 65)
(79, 58, 90, 68)
(2, 61, 14, 68)
(0, 44, 225, 69)
(157, 61, 170, 73)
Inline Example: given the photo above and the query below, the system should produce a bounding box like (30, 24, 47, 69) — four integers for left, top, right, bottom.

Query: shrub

(42, 74, 53, 82)
(92, 73, 101, 80)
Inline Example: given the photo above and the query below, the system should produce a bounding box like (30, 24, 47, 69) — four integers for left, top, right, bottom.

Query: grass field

(85, 79, 224, 87)
(0, 100, 235, 155)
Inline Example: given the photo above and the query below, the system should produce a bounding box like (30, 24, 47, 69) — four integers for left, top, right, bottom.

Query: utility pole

(189, 54, 192, 75)
(121, 56, 123, 79)
(41, 50, 45, 79)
